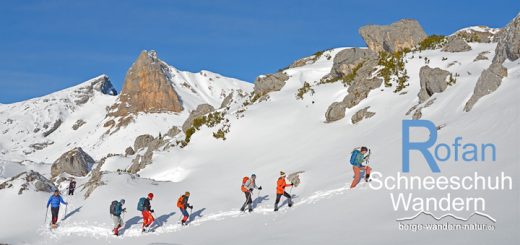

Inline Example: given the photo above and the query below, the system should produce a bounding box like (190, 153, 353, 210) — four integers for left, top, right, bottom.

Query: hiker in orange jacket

(274, 171, 293, 211)
(240, 174, 262, 212)
(142, 193, 155, 232)
(177, 192, 193, 226)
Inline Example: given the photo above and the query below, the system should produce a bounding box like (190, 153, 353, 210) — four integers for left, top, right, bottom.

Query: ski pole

(44, 206, 49, 224)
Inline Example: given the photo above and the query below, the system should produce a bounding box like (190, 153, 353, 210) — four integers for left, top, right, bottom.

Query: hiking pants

(142, 210, 154, 228)
(240, 191, 252, 211)
(274, 191, 292, 209)
(351, 165, 372, 188)
(51, 207, 59, 224)
(180, 208, 189, 222)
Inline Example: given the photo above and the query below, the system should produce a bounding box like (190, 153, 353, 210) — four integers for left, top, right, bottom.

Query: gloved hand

(258, 186, 263, 190)
(249, 188, 253, 192)
(65, 202, 69, 205)
(123, 208, 127, 212)
(151, 209, 155, 213)
(189, 205, 193, 209)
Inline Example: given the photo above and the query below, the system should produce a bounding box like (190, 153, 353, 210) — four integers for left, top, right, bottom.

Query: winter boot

(248, 208, 253, 212)
(365, 173, 371, 182)
(288, 199, 293, 207)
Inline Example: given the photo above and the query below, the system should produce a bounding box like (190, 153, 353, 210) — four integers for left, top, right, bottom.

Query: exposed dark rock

(182, 104, 215, 132)
(133, 134, 155, 152)
(72, 119, 86, 130)
(42, 119, 62, 137)
(125, 147, 135, 156)
(474, 51, 491, 61)
(166, 126, 181, 138)
(359, 19, 427, 53)
(220, 92, 234, 109)
(418, 66, 451, 103)
(253, 72, 290, 96)
(351, 106, 376, 124)
(442, 36, 472, 52)
(51, 147, 94, 178)
(0, 170, 56, 195)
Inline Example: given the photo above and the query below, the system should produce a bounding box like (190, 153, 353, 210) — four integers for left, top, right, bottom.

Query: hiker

(350, 146, 372, 188)
(68, 178, 76, 195)
(46, 190, 68, 227)
(274, 171, 293, 211)
(109, 199, 126, 236)
(240, 174, 262, 212)
(137, 193, 155, 232)
(177, 192, 193, 226)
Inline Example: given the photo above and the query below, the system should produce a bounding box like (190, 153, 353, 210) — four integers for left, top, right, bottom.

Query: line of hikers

(45, 146, 373, 235)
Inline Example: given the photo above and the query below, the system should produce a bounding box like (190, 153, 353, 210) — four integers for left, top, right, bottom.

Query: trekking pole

(44, 206, 49, 224)
(63, 203, 68, 221)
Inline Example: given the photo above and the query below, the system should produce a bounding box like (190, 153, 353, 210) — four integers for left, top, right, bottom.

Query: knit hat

(185, 191, 190, 196)
(148, 193, 154, 200)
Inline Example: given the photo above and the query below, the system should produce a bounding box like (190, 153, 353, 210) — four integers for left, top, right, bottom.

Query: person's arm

(59, 196, 67, 205)
(47, 196, 52, 207)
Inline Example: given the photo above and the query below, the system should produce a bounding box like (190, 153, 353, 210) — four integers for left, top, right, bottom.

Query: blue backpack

(137, 197, 146, 211)
(350, 149, 361, 166)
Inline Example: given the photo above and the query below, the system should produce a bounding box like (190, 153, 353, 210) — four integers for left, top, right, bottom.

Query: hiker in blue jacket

(47, 190, 68, 226)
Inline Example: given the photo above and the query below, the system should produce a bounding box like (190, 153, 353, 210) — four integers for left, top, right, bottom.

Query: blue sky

(0, 0, 517, 103)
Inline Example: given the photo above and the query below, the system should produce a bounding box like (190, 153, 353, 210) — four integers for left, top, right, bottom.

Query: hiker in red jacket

(274, 171, 293, 211)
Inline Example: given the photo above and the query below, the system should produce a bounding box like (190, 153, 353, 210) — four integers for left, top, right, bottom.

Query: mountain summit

(109, 50, 184, 119)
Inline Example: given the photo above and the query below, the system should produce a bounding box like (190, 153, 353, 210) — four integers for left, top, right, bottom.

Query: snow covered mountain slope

(0, 52, 252, 167)
(0, 16, 519, 245)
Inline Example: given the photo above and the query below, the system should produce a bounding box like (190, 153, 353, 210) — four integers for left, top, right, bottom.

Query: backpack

(241, 177, 249, 192)
(110, 200, 118, 215)
(177, 195, 185, 208)
(350, 149, 361, 166)
(137, 197, 146, 211)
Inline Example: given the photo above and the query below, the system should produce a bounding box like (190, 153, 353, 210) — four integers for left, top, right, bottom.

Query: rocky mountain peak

(359, 19, 427, 53)
(108, 50, 183, 121)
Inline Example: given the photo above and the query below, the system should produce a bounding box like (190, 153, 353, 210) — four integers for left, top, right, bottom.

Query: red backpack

(241, 177, 249, 192)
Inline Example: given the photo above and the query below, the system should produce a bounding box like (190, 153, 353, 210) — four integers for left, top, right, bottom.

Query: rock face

(128, 133, 169, 174)
(125, 147, 135, 156)
(455, 27, 500, 43)
(74, 75, 118, 106)
(253, 72, 289, 96)
(474, 51, 490, 61)
(359, 19, 427, 53)
(465, 14, 518, 112)
(108, 50, 183, 120)
(351, 107, 376, 124)
(166, 126, 181, 138)
(220, 92, 234, 108)
(51, 147, 94, 178)
(493, 13, 520, 63)
(464, 63, 508, 111)
(72, 119, 86, 130)
(182, 104, 215, 132)
(0, 170, 56, 195)
(325, 102, 348, 122)
(442, 36, 472, 52)
(42, 119, 62, 137)
(324, 51, 382, 123)
(326, 48, 377, 80)
(418, 66, 451, 102)
(134, 134, 155, 152)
